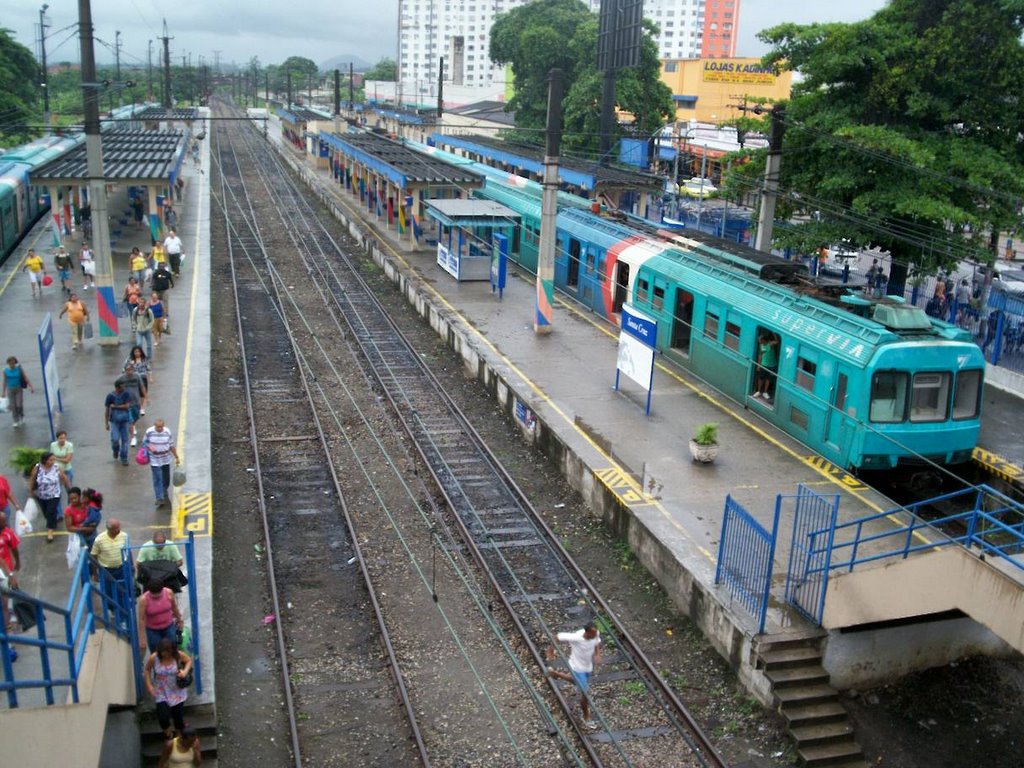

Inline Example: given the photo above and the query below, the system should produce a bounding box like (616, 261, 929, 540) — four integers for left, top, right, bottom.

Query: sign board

(615, 303, 657, 415)
(702, 59, 776, 85)
(491, 233, 508, 299)
(437, 242, 459, 279)
(37, 314, 63, 440)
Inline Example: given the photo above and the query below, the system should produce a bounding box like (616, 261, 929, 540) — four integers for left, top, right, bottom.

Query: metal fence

(714, 494, 780, 634)
(782, 485, 840, 626)
(0, 532, 202, 708)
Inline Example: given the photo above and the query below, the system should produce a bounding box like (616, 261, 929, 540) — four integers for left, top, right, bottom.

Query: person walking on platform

(0, 473, 22, 519)
(132, 299, 156, 359)
(138, 580, 184, 654)
(151, 266, 175, 332)
(116, 365, 147, 448)
(164, 203, 178, 232)
(78, 489, 103, 551)
(138, 531, 183, 569)
(149, 292, 166, 346)
(130, 247, 148, 284)
(64, 487, 94, 549)
(0, 510, 21, 589)
(125, 346, 152, 412)
(545, 621, 603, 729)
(123, 276, 142, 320)
(29, 452, 70, 542)
(163, 230, 183, 277)
(23, 249, 46, 298)
(59, 292, 90, 350)
(54, 247, 73, 296)
(105, 380, 136, 464)
(144, 419, 181, 509)
(90, 518, 130, 611)
(50, 430, 75, 487)
(80, 243, 96, 290)
(132, 196, 145, 230)
(2, 357, 33, 428)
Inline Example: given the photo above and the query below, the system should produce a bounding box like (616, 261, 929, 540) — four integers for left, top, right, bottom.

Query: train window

(724, 320, 741, 352)
(653, 285, 665, 311)
(796, 357, 817, 391)
(910, 372, 951, 422)
(789, 406, 809, 430)
(585, 252, 595, 276)
(870, 372, 908, 423)
(952, 370, 982, 420)
(637, 278, 650, 304)
(704, 311, 720, 340)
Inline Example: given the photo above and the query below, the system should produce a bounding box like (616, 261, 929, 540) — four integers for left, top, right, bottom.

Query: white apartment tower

(396, 0, 739, 101)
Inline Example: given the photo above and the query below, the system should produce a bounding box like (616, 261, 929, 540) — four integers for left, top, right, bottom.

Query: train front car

(855, 309, 984, 471)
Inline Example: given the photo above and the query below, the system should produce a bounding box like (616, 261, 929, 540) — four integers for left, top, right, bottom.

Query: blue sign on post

(615, 304, 658, 416)
(37, 314, 63, 441)
(491, 233, 508, 299)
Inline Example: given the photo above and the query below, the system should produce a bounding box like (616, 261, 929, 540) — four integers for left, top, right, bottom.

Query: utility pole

(536, 68, 565, 335)
(114, 30, 122, 107)
(78, 0, 118, 342)
(286, 72, 292, 109)
(147, 39, 153, 101)
(349, 62, 355, 112)
(161, 20, 172, 110)
(753, 105, 785, 253)
(436, 56, 444, 119)
(333, 69, 340, 116)
(39, 4, 51, 132)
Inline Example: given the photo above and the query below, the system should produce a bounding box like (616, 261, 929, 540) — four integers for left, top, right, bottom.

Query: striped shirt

(91, 531, 128, 569)
(144, 426, 175, 467)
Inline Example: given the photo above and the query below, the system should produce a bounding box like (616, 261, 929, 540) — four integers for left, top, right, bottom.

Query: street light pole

(115, 30, 122, 106)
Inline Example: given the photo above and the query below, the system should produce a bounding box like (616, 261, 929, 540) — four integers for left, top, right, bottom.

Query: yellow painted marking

(0, 226, 52, 297)
(972, 447, 1023, 485)
(175, 492, 213, 538)
(595, 467, 657, 506)
(803, 455, 870, 491)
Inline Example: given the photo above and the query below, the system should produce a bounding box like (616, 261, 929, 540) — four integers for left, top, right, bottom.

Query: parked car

(681, 177, 717, 198)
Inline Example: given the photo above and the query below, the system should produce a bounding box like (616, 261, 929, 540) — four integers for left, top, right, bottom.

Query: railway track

(212, 98, 728, 768)
(215, 111, 429, 767)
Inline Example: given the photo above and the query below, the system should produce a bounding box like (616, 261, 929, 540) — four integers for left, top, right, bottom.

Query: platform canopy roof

(424, 198, 520, 228)
(135, 107, 200, 121)
(322, 131, 484, 189)
(30, 129, 187, 184)
(430, 133, 664, 193)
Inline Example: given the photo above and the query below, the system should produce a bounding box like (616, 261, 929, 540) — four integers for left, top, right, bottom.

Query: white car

(681, 177, 717, 198)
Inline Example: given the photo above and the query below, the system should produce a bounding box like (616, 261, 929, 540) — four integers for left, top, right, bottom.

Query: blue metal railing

(782, 485, 840, 626)
(806, 485, 1024, 580)
(715, 494, 780, 634)
(1, 532, 202, 708)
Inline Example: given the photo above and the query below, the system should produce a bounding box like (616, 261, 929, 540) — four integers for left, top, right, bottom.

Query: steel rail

(234, 109, 728, 768)
(213, 101, 431, 767)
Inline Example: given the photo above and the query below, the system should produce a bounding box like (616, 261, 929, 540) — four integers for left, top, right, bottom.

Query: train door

(825, 367, 850, 454)
(670, 289, 694, 354)
(613, 262, 629, 313)
(567, 238, 581, 290)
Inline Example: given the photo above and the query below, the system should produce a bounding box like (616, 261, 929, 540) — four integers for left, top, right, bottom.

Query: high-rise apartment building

(396, 0, 739, 100)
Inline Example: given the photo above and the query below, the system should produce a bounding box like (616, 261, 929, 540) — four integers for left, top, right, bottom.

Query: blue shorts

(571, 670, 592, 693)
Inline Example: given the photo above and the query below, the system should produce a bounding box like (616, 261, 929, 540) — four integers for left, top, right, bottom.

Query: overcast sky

(4, 0, 887, 72)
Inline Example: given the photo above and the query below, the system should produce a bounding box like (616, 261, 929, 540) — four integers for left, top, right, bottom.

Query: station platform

(975, 383, 1024, 488)
(0, 145, 213, 710)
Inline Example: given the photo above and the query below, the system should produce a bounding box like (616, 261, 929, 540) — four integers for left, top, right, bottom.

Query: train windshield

(869, 372, 908, 423)
(952, 370, 983, 420)
(909, 372, 951, 422)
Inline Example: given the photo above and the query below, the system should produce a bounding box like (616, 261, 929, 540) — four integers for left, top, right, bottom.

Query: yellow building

(659, 58, 793, 124)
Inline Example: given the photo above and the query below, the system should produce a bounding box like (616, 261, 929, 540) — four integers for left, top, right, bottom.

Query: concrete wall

(0, 632, 136, 764)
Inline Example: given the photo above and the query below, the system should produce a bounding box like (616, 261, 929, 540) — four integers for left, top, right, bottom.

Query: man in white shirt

(546, 621, 602, 728)
(163, 230, 183, 277)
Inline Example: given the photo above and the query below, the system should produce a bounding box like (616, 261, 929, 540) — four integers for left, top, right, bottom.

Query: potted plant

(689, 423, 719, 464)
(9, 446, 45, 478)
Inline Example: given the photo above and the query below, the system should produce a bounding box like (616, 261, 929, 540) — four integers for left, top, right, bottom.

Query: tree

(490, 0, 673, 158)
(364, 57, 397, 82)
(272, 56, 319, 98)
(738, 0, 1024, 275)
(0, 28, 41, 146)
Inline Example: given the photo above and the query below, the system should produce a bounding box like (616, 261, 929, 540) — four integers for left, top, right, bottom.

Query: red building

(700, 0, 740, 58)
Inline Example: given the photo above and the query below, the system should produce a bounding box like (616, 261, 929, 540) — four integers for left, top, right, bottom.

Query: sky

(4, 0, 888, 73)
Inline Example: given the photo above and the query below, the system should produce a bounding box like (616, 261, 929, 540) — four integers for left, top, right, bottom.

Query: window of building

(665, 61, 677, 72)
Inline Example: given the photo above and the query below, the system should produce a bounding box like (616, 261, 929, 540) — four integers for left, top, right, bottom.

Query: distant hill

(320, 54, 373, 72)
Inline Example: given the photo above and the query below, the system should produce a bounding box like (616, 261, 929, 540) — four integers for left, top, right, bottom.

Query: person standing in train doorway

(753, 331, 779, 402)
(545, 621, 603, 729)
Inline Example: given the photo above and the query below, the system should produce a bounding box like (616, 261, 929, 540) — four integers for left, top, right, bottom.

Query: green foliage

(490, 0, 673, 157)
(364, 57, 397, 82)
(749, 0, 1024, 273)
(9, 446, 45, 476)
(272, 56, 320, 97)
(693, 423, 718, 446)
(0, 28, 41, 146)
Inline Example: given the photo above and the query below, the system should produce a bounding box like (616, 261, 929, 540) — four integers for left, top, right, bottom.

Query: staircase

(139, 702, 218, 767)
(755, 634, 867, 768)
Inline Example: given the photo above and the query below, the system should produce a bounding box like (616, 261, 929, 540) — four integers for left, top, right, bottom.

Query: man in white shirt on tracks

(546, 621, 602, 729)
(163, 229, 183, 277)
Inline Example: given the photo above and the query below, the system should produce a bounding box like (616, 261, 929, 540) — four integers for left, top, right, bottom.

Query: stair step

(791, 720, 855, 747)
(798, 740, 864, 767)
(767, 665, 829, 688)
(759, 645, 823, 670)
(782, 700, 849, 727)
(776, 683, 839, 707)
(139, 711, 218, 741)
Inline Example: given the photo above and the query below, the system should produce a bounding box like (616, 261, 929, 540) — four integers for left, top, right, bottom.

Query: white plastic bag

(0, 397, 8, 413)
(22, 497, 40, 525)
(16, 508, 33, 536)
(65, 535, 83, 570)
